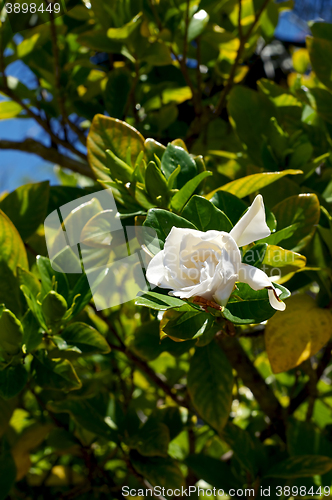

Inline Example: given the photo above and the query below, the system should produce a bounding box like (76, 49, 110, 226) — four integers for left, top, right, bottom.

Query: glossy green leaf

(135, 291, 186, 310)
(187, 340, 233, 433)
(182, 195, 233, 231)
(61, 322, 110, 355)
(223, 282, 290, 325)
(33, 351, 81, 392)
(22, 311, 43, 353)
(87, 114, 145, 182)
(48, 399, 118, 441)
(0, 365, 28, 399)
(42, 291, 67, 324)
(130, 320, 195, 360)
(265, 455, 332, 478)
(143, 208, 197, 248)
(207, 170, 302, 200)
(188, 10, 209, 42)
(242, 243, 268, 267)
(170, 171, 212, 212)
(0, 181, 50, 241)
(36, 256, 69, 302)
(272, 194, 320, 251)
(145, 161, 168, 203)
(0, 209, 28, 271)
(161, 309, 216, 342)
(160, 143, 197, 189)
(209, 191, 248, 226)
(260, 223, 301, 246)
(0, 309, 23, 357)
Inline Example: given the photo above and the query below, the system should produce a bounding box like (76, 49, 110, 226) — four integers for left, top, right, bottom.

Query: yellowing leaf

(292, 48, 310, 74)
(11, 423, 54, 480)
(0, 209, 28, 272)
(206, 170, 302, 199)
(0, 101, 23, 119)
(262, 245, 306, 284)
(265, 295, 332, 374)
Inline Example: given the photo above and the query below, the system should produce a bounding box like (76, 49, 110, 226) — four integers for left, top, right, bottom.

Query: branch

(217, 335, 286, 441)
(47, 6, 87, 146)
(214, 0, 270, 116)
(0, 138, 94, 178)
(95, 309, 191, 409)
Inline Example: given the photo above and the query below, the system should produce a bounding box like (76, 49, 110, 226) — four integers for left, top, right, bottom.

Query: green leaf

(105, 148, 133, 183)
(17, 267, 41, 296)
(307, 36, 332, 91)
(77, 30, 122, 52)
(187, 340, 233, 433)
(144, 138, 166, 163)
(87, 114, 145, 183)
(135, 291, 186, 310)
(0, 209, 28, 271)
(0, 262, 22, 318)
(130, 320, 195, 360)
(272, 194, 320, 252)
(223, 282, 290, 325)
(36, 256, 69, 302)
(48, 399, 118, 441)
(61, 322, 110, 355)
(170, 171, 213, 212)
(207, 170, 302, 200)
(227, 86, 276, 165)
(0, 181, 50, 241)
(131, 419, 170, 457)
(182, 195, 233, 231)
(222, 422, 266, 476)
(265, 455, 332, 478)
(0, 309, 23, 357)
(145, 161, 169, 203)
(0, 100, 23, 119)
(104, 68, 131, 119)
(0, 365, 28, 399)
(242, 243, 268, 267)
(143, 208, 197, 249)
(130, 450, 185, 489)
(185, 454, 241, 490)
(260, 223, 301, 246)
(160, 143, 197, 189)
(20, 284, 47, 331)
(187, 10, 209, 42)
(0, 450, 16, 500)
(140, 41, 173, 66)
(22, 311, 43, 353)
(161, 309, 216, 342)
(150, 407, 185, 441)
(66, 274, 92, 319)
(41, 291, 68, 324)
(107, 13, 142, 41)
(209, 191, 248, 226)
(33, 351, 81, 392)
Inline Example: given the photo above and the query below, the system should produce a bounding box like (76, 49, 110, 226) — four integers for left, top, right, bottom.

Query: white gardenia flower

(146, 195, 286, 311)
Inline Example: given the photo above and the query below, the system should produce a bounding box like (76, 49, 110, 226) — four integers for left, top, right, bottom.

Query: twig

(0, 138, 93, 178)
(216, 334, 286, 441)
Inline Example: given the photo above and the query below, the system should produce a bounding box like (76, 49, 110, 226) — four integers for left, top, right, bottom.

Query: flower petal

(238, 263, 286, 311)
(146, 250, 168, 288)
(238, 263, 271, 290)
(229, 194, 271, 247)
(268, 288, 286, 311)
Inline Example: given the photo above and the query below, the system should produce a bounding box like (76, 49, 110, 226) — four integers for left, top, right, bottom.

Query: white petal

(238, 263, 271, 290)
(146, 250, 167, 287)
(229, 194, 271, 247)
(213, 276, 237, 306)
(268, 288, 286, 311)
